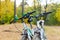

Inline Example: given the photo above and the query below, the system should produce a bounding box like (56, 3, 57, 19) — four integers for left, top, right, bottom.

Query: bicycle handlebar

(10, 11, 36, 23)
(34, 11, 53, 18)
(42, 12, 52, 15)
(19, 11, 36, 20)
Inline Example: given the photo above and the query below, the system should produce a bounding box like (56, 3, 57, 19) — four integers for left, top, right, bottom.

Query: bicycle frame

(21, 22, 33, 40)
(19, 11, 36, 40)
(37, 20, 45, 40)
(33, 19, 46, 40)
(33, 11, 53, 40)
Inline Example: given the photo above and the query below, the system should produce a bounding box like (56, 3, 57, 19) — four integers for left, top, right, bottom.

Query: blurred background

(0, 0, 60, 26)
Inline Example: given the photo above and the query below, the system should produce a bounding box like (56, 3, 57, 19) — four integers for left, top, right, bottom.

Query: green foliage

(0, 0, 60, 25)
(45, 4, 60, 25)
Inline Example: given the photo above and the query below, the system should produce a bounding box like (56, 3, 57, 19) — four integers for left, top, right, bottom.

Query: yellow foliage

(0, 0, 14, 23)
(0, 0, 14, 16)
(55, 8, 60, 21)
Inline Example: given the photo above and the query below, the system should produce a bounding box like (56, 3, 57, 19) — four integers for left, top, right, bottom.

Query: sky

(11, 0, 60, 7)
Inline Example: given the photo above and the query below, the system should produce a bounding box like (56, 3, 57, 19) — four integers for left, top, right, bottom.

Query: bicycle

(32, 12, 52, 40)
(18, 11, 36, 40)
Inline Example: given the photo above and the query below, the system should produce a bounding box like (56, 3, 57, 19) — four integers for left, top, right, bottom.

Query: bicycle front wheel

(33, 34, 41, 40)
(21, 35, 27, 40)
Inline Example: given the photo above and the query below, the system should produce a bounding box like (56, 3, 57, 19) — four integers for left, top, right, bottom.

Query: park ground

(0, 23, 60, 40)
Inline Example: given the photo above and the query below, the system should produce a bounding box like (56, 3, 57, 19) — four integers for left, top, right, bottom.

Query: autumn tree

(0, 0, 14, 24)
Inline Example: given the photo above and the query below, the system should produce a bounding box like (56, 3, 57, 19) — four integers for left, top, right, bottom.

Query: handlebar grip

(18, 17, 22, 20)
(28, 11, 36, 14)
(43, 12, 52, 15)
(10, 20, 14, 24)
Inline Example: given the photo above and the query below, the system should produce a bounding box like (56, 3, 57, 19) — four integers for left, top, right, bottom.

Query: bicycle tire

(21, 35, 27, 40)
(33, 34, 41, 40)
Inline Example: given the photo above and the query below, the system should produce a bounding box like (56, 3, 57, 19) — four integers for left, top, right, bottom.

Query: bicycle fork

(37, 20, 47, 40)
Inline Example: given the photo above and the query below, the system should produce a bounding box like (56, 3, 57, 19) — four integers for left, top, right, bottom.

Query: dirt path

(0, 23, 60, 40)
